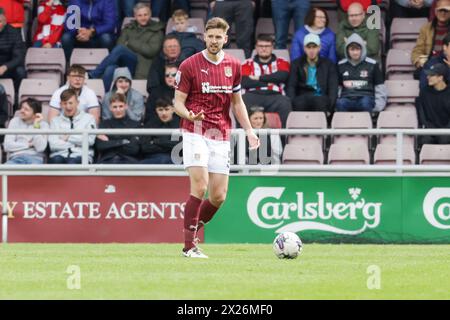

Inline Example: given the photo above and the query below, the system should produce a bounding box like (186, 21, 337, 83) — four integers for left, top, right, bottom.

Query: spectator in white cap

(287, 33, 338, 113)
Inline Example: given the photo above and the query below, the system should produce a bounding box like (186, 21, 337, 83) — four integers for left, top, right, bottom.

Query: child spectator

(141, 98, 179, 164)
(96, 92, 141, 164)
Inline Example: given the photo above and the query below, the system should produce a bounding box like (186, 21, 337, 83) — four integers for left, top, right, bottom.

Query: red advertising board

(0, 176, 196, 243)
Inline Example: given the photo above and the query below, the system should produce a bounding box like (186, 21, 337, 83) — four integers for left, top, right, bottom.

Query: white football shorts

(182, 132, 231, 175)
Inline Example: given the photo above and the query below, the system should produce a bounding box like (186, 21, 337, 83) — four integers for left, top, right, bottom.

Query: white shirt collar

(202, 49, 225, 65)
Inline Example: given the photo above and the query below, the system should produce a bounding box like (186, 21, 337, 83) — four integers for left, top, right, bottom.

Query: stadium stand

(377, 110, 418, 146)
(282, 142, 324, 164)
(18, 79, 60, 120)
(374, 144, 416, 164)
(0, 79, 15, 117)
(84, 79, 105, 104)
(386, 49, 415, 80)
(328, 143, 370, 165)
(420, 144, 450, 164)
(331, 112, 373, 147)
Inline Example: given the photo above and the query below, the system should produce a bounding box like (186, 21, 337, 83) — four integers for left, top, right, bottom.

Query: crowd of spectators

(0, 0, 449, 165)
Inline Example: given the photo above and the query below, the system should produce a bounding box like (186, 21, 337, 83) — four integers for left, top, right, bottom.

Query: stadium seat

(374, 143, 416, 165)
(25, 48, 66, 85)
(85, 79, 105, 103)
(420, 144, 450, 165)
(286, 111, 327, 147)
(385, 80, 419, 109)
(131, 80, 149, 102)
(390, 18, 428, 49)
(0, 78, 15, 117)
(377, 110, 418, 145)
(251, 49, 290, 62)
(121, 17, 135, 30)
(166, 18, 205, 36)
(328, 143, 370, 165)
(224, 49, 246, 63)
(18, 79, 60, 120)
(386, 49, 415, 80)
(327, 10, 339, 34)
(265, 112, 282, 129)
(331, 112, 372, 146)
(282, 142, 324, 164)
(255, 18, 295, 42)
(70, 48, 109, 71)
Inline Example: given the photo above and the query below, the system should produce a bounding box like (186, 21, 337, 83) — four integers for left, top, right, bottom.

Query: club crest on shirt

(224, 66, 232, 78)
(360, 70, 368, 78)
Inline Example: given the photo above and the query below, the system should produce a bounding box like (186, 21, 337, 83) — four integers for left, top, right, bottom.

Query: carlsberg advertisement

(205, 177, 450, 244)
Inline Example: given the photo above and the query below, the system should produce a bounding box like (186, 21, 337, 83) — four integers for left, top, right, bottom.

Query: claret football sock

(183, 195, 202, 251)
(197, 199, 219, 231)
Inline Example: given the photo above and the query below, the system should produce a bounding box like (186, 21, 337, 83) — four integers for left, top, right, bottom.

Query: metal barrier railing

(2, 127, 450, 243)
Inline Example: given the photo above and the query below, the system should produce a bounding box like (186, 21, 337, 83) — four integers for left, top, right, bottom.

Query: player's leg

(182, 133, 210, 257)
(197, 138, 231, 231)
(198, 172, 229, 231)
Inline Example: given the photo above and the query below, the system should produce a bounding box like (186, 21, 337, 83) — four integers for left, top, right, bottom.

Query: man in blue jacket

(62, 0, 117, 61)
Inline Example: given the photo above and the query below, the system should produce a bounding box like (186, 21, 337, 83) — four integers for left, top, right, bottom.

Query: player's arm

(174, 90, 205, 121)
(231, 92, 260, 150)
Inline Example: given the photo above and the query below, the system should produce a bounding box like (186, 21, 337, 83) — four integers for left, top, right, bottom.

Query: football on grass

(273, 232, 303, 259)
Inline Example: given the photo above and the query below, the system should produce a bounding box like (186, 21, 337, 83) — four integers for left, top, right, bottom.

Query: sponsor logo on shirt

(201, 82, 233, 94)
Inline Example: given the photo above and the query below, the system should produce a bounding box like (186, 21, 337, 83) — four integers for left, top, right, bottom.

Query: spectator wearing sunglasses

(411, 0, 450, 78)
(145, 64, 178, 122)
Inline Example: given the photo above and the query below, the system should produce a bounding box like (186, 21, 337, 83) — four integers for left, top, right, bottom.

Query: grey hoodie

(338, 34, 387, 112)
(102, 67, 145, 122)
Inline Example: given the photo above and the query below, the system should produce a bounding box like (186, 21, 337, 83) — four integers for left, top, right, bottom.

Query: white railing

(2, 127, 450, 243)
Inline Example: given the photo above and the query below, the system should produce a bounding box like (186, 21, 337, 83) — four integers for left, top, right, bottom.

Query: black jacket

(0, 25, 25, 70)
(146, 53, 184, 94)
(95, 116, 141, 163)
(169, 31, 205, 59)
(141, 116, 180, 156)
(145, 84, 174, 122)
(287, 56, 338, 106)
(416, 86, 450, 128)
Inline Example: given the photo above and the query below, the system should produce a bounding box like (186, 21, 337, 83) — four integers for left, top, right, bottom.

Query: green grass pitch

(0, 244, 449, 299)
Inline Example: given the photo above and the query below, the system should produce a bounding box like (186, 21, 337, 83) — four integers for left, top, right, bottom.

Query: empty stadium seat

(385, 80, 420, 109)
(331, 112, 372, 146)
(255, 18, 295, 42)
(166, 18, 205, 36)
(224, 49, 246, 63)
(265, 112, 282, 129)
(420, 144, 450, 165)
(25, 48, 66, 84)
(131, 79, 149, 102)
(328, 143, 370, 165)
(0, 78, 15, 117)
(386, 49, 415, 80)
(286, 111, 327, 147)
(85, 79, 105, 103)
(18, 79, 60, 120)
(282, 142, 324, 164)
(374, 144, 416, 165)
(390, 18, 428, 49)
(70, 48, 109, 71)
(377, 110, 418, 145)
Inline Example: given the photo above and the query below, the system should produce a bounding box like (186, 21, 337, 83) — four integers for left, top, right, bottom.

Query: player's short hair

(304, 7, 329, 28)
(110, 92, 127, 104)
(256, 34, 274, 44)
(133, 2, 150, 13)
(67, 64, 86, 76)
(172, 9, 189, 20)
(155, 98, 173, 109)
(60, 88, 78, 102)
(20, 98, 42, 114)
(205, 17, 229, 33)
